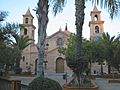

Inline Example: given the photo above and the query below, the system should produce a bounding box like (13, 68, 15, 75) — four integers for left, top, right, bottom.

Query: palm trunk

(37, 0, 49, 76)
(75, 0, 85, 86)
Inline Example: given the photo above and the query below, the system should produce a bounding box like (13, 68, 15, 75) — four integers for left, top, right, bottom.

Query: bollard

(12, 80, 15, 90)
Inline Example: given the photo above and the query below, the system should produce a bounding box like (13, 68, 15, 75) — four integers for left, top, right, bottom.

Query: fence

(0, 77, 28, 90)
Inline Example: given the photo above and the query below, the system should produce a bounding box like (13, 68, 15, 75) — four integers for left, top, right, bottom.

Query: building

(20, 9, 70, 74)
(20, 6, 108, 75)
(20, 9, 38, 74)
(89, 6, 108, 74)
(89, 6, 104, 41)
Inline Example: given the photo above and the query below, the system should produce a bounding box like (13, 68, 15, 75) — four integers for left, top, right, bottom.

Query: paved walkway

(9, 72, 72, 86)
(9, 75, 120, 90)
(95, 78, 120, 90)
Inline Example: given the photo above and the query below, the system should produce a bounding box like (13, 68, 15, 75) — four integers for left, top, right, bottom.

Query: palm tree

(0, 11, 8, 22)
(112, 34, 120, 73)
(12, 34, 32, 68)
(101, 32, 116, 74)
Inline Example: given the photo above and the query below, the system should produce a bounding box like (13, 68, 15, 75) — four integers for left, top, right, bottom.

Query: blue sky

(0, 0, 120, 42)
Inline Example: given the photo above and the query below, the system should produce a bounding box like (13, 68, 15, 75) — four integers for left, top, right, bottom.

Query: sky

(0, 0, 120, 42)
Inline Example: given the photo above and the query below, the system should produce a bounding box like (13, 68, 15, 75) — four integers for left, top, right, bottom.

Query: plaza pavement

(9, 72, 72, 86)
(95, 78, 120, 90)
(9, 74, 120, 90)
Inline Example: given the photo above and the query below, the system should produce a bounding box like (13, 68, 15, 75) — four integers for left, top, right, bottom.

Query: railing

(0, 77, 28, 90)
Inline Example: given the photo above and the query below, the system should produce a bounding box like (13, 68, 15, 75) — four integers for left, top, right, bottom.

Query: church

(20, 6, 108, 75)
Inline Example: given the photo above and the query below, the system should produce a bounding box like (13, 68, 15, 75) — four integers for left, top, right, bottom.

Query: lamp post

(44, 43, 49, 69)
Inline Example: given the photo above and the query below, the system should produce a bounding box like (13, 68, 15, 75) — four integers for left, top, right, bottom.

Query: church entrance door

(56, 57, 64, 73)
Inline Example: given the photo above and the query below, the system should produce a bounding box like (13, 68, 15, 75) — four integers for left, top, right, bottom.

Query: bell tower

(89, 6, 104, 40)
(20, 8, 36, 43)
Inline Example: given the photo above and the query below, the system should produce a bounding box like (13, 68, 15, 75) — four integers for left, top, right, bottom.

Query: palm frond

(51, 0, 67, 16)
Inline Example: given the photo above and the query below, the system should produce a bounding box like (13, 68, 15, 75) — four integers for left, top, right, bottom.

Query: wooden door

(56, 57, 64, 73)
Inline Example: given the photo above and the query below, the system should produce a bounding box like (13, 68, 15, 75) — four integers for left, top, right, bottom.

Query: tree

(0, 11, 8, 22)
(112, 35, 120, 72)
(0, 10, 31, 74)
(0, 11, 19, 71)
(11, 34, 32, 68)
(0, 11, 9, 43)
(36, 0, 120, 85)
(58, 33, 76, 69)
(92, 40, 106, 74)
(82, 39, 96, 75)
(36, 0, 66, 76)
(53, 0, 120, 85)
(36, 0, 49, 76)
(0, 43, 19, 73)
(101, 32, 116, 74)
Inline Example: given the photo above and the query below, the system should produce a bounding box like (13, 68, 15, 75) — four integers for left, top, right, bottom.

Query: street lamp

(44, 43, 49, 69)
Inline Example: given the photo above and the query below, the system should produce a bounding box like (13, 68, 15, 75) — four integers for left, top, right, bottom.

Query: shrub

(68, 78, 94, 87)
(28, 76, 62, 90)
(21, 70, 32, 74)
(14, 67, 22, 74)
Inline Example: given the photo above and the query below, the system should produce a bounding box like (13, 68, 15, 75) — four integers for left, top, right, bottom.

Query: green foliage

(88, 0, 120, 19)
(58, 33, 76, 67)
(59, 32, 120, 74)
(0, 11, 8, 22)
(28, 76, 62, 90)
(21, 70, 32, 74)
(51, 0, 67, 16)
(68, 78, 94, 87)
(0, 43, 17, 65)
(14, 67, 22, 74)
(12, 34, 32, 50)
(0, 10, 31, 71)
(11, 34, 32, 68)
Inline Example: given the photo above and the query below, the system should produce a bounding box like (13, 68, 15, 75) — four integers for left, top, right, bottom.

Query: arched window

(56, 38, 63, 46)
(23, 56, 25, 62)
(94, 15, 98, 21)
(24, 28, 27, 35)
(25, 18, 28, 23)
(95, 26, 99, 33)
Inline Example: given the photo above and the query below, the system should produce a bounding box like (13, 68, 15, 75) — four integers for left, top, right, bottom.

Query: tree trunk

(37, 0, 49, 76)
(108, 64, 111, 74)
(100, 63, 103, 74)
(89, 60, 92, 75)
(75, 0, 85, 86)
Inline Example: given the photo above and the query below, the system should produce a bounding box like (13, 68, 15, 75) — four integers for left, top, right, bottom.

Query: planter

(8, 74, 35, 77)
(63, 85, 99, 90)
(63, 79, 99, 90)
(108, 80, 120, 83)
